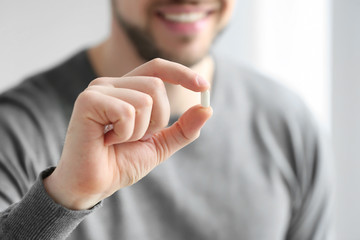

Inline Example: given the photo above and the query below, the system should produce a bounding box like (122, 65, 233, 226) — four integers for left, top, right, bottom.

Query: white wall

(0, 0, 110, 91)
(251, 0, 331, 131)
(332, 0, 360, 239)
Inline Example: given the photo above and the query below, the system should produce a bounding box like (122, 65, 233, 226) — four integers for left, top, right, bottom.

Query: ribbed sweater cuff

(2, 167, 102, 240)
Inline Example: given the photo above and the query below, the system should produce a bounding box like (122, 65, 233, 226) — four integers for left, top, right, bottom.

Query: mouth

(161, 11, 209, 23)
(154, 3, 220, 34)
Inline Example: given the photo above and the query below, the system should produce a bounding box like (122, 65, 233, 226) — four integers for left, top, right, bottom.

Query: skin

(44, 0, 235, 210)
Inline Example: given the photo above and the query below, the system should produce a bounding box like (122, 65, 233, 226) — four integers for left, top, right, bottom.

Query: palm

(110, 140, 158, 190)
(76, 133, 160, 199)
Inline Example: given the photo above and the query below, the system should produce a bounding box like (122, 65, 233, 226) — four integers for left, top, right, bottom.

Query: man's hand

(44, 58, 212, 210)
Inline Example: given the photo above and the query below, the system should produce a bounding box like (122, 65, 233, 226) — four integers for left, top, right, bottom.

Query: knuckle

(145, 77, 166, 100)
(122, 104, 136, 120)
(138, 93, 153, 108)
(74, 90, 99, 112)
(149, 58, 164, 68)
(85, 84, 100, 92)
(149, 77, 165, 91)
(147, 58, 169, 78)
(175, 122, 194, 142)
(88, 77, 108, 87)
(77, 90, 96, 104)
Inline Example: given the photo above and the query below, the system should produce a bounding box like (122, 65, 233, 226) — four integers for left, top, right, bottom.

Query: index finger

(124, 58, 210, 92)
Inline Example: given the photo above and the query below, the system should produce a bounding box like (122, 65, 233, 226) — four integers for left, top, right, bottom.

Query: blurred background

(0, 0, 358, 239)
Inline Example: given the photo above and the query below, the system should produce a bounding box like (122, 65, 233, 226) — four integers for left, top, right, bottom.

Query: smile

(161, 12, 208, 23)
(154, 3, 221, 35)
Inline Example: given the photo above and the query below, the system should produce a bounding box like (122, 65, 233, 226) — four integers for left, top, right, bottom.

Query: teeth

(163, 12, 207, 23)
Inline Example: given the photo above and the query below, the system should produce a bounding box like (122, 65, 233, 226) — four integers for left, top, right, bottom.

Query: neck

(88, 18, 214, 116)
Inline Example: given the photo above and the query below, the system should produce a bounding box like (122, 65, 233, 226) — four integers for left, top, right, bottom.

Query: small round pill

(201, 90, 210, 107)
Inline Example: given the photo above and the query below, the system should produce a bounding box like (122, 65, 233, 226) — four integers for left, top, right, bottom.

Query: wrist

(43, 169, 100, 210)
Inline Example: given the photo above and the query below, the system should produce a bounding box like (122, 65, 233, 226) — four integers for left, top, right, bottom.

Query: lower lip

(156, 14, 210, 35)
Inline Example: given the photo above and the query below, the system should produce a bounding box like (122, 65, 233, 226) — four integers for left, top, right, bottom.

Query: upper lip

(154, 2, 221, 15)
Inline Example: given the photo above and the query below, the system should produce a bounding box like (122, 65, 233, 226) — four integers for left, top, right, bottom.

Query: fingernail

(196, 74, 209, 88)
(104, 124, 114, 134)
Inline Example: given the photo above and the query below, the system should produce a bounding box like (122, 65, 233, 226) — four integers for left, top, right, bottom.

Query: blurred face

(112, 0, 235, 67)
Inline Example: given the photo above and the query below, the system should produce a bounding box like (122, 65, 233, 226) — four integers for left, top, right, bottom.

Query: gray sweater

(0, 50, 333, 239)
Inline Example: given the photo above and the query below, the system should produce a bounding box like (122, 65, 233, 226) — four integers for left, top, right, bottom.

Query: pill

(201, 90, 210, 107)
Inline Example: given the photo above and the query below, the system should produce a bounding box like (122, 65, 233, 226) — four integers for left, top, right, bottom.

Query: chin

(159, 49, 209, 67)
(164, 55, 203, 68)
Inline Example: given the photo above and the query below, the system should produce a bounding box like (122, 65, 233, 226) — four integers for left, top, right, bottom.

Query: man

(0, 0, 332, 239)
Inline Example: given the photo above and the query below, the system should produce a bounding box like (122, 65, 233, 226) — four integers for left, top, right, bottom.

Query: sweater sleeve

(0, 167, 101, 240)
(0, 66, 102, 239)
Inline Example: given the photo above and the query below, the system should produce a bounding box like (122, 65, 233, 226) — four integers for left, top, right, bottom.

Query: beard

(113, 2, 224, 67)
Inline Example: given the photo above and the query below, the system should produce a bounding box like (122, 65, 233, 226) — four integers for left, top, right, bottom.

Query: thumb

(153, 105, 213, 162)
